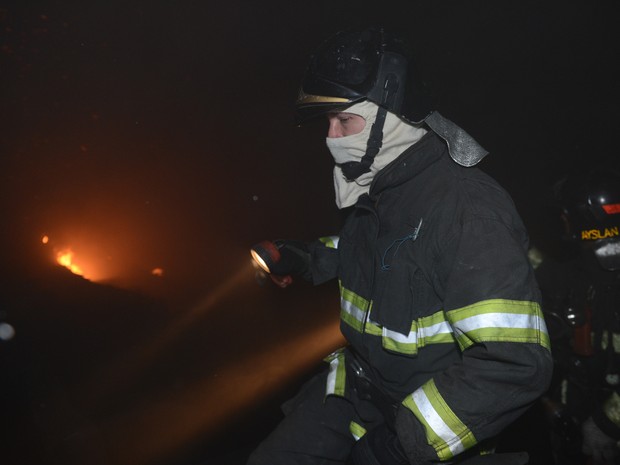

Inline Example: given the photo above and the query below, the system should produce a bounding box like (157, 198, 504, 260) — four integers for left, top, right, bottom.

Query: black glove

(348, 423, 409, 465)
(268, 240, 312, 281)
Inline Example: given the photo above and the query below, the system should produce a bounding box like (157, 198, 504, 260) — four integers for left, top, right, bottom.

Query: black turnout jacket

(310, 132, 553, 462)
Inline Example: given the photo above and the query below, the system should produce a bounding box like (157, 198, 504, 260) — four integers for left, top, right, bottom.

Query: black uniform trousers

(247, 366, 386, 465)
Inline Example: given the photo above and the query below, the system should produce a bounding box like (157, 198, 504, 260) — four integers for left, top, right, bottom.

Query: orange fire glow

(40, 235, 110, 282)
(56, 249, 85, 277)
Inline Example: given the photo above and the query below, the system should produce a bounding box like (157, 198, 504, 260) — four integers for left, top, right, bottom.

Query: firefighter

(535, 167, 620, 464)
(247, 26, 552, 465)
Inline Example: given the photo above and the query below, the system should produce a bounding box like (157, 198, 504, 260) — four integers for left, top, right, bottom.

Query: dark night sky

(0, 1, 618, 464)
(1, 1, 618, 294)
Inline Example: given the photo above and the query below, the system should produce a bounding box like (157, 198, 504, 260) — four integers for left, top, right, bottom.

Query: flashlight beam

(102, 319, 344, 465)
(81, 264, 254, 405)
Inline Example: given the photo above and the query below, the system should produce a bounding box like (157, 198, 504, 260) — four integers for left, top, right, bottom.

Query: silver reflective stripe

(412, 388, 466, 457)
(319, 235, 340, 249)
(340, 285, 370, 332)
(325, 350, 345, 397)
(379, 312, 455, 354)
(344, 296, 457, 354)
(403, 379, 477, 460)
(455, 312, 545, 333)
(447, 299, 551, 350)
(326, 359, 338, 395)
(341, 297, 367, 325)
(419, 319, 454, 342)
(383, 326, 418, 344)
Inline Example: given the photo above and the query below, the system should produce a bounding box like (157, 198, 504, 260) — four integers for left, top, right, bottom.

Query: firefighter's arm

(395, 341, 552, 463)
(394, 219, 553, 462)
(270, 235, 341, 285)
(308, 236, 340, 284)
(251, 236, 339, 287)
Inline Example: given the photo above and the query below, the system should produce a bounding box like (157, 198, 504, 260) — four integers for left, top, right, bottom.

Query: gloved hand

(348, 423, 409, 465)
(268, 240, 312, 282)
(582, 416, 620, 464)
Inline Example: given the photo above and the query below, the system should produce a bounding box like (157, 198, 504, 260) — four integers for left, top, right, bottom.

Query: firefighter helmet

(295, 25, 433, 125)
(558, 168, 620, 270)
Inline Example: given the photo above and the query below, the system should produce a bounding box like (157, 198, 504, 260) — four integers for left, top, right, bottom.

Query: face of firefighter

(326, 112, 366, 138)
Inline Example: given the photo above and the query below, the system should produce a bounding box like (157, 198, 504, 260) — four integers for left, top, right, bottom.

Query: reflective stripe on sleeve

(339, 284, 370, 332)
(319, 236, 340, 249)
(324, 349, 346, 397)
(339, 290, 547, 354)
(403, 379, 477, 460)
(349, 421, 367, 441)
(446, 299, 551, 351)
(339, 284, 456, 353)
(380, 312, 455, 355)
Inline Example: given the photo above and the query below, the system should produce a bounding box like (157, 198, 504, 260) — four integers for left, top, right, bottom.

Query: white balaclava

(326, 100, 427, 209)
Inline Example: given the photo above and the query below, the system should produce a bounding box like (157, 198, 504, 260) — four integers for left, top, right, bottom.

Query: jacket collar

(368, 131, 446, 199)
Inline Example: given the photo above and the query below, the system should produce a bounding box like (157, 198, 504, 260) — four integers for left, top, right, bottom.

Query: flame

(56, 249, 85, 276)
(40, 233, 163, 286)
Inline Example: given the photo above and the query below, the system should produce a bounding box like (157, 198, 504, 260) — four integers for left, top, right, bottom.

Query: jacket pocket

(371, 260, 420, 342)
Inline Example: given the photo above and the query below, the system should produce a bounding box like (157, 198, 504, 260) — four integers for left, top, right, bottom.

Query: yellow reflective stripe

(340, 298, 366, 332)
(403, 379, 477, 460)
(417, 313, 456, 349)
(319, 236, 339, 249)
(381, 312, 456, 354)
(447, 299, 551, 351)
(364, 316, 382, 336)
(379, 321, 415, 355)
(349, 421, 367, 441)
(324, 349, 346, 397)
(339, 284, 458, 354)
(339, 284, 369, 332)
(382, 326, 419, 354)
(340, 293, 550, 355)
(369, 310, 455, 355)
(340, 283, 370, 312)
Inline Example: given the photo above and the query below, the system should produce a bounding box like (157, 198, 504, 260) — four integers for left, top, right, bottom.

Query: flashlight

(250, 240, 293, 288)
(250, 240, 280, 273)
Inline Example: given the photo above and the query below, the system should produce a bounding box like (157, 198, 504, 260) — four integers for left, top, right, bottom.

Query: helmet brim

(295, 94, 366, 125)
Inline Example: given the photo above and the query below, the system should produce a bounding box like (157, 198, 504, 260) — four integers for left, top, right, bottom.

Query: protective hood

(326, 100, 427, 209)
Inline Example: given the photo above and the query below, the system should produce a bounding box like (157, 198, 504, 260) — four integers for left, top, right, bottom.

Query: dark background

(0, 1, 617, 464)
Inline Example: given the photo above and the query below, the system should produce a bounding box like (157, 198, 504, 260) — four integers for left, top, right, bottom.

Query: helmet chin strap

(340, 105, 388, 181)
(339, 75, 399, 182)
